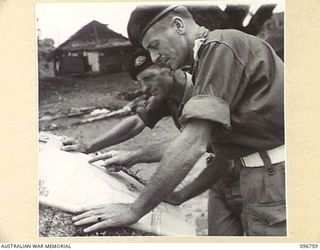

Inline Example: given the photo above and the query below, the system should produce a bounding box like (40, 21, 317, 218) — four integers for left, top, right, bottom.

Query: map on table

(38, 132, 196, 236)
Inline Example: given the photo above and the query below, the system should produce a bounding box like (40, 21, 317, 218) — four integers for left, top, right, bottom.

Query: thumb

(100, 157, 123, 171)
(105, 164, 123, 173)
(60, 144, 79, 151)
(62, 138, 76, 146)
(88, 151, 116, 164)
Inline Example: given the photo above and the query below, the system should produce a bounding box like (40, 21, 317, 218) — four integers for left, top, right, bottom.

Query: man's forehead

(141, 25, 159, 48)
(137, 67, 158, 79)
(133, 5, 178, 45)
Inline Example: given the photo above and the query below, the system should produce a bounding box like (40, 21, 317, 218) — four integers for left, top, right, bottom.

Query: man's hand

(129, 120, 212, 218)
(60, 138, 89, 153)
(163, 192, 183, 206)
(72, 203, 139, 233)
(89, 150, 138, 172)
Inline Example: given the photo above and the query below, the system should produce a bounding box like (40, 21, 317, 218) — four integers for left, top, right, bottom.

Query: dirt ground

(39, 73, 209, 236)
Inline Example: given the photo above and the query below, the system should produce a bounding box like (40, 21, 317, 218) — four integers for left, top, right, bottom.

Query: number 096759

(300, 244, 318, 248)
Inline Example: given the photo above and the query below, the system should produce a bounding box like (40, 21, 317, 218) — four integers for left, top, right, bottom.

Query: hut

(50, 20, 133, 76)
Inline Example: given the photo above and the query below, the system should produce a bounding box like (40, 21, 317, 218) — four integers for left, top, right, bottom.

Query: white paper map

(38, 133, 196, 236)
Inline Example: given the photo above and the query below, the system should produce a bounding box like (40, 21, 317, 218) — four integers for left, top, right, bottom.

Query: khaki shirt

(180, 28, 284, 159)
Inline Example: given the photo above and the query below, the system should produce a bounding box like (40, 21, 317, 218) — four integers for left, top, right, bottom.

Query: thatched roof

(52, 20, 131, 55)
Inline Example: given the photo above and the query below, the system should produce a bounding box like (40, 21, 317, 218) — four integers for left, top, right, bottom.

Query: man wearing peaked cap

(127, 47, 154, 80)
(72, 5, 285, 236)
(127, 5, 178, 47)
(129, 5, 285, 236)
(62, 47, 193, 153)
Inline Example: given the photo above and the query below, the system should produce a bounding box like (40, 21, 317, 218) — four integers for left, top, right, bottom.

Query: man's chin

(151, 94, 166, 104)
(167, 63, 177, 71)
(167, 61, 181, 71)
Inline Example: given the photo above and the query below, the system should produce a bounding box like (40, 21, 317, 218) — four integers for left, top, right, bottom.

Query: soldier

(61, 48, 193, 155)
(72, 6, 284, 235)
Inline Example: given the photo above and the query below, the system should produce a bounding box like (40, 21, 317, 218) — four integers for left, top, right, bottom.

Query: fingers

(81, 214, 134, 233)
(60, 144, 79, 151)
(88, 151, 118, 163)
(83, 221, 114, 233)
(73, 204, 106, 214)
(102, 162, 123, 172)
(109, 165, 123, 172)
(72, 210, 95, 222)
(78, 214, 125, 233)
(72, 204, 136, 233)
(88, 151, 125, 172)
(72, 208, 118, 232)
(74, 215, 104, 226)
(62, 138, 76, 145)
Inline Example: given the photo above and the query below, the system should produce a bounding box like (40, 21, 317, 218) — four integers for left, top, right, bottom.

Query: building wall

(54, 53, 89, 76)
(54, 46, 133, 76)
(86, 52, 100, 72)
(99, 47, 133, 74)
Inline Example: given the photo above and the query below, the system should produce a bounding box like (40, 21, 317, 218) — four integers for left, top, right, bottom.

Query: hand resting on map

(88, 150, 139, 172)
(61, 137, 139, 172)
(60, 138, 89, 153)
(72, 203, 139, 233)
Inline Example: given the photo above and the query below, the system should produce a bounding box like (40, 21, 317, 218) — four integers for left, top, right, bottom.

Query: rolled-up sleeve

(180, 35, 249, 131)
(179, 95, 231, 130)
(137, 97, 170, 129)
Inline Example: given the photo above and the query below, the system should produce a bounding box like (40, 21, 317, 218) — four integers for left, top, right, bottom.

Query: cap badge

(135, 56, 146, 67)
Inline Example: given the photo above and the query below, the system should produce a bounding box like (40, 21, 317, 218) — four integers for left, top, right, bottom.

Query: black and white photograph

(37, 1, 285, 237)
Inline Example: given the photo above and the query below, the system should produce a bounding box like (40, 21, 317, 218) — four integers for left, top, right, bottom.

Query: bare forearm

(131, 120, 211, 218)
(88, 139, 174, 171)
(85, 115, 145, 153)
(176, 156, 231, 202)
(124, 139, 174, 166)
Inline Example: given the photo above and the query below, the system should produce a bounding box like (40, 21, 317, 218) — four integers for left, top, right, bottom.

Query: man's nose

(150, 52, 160, 63)
(141, 82, 149, 93)
(142, 85, 148, 93)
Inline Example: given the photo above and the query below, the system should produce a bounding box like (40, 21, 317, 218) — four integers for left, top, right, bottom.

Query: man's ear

(171, 16, 185, 34)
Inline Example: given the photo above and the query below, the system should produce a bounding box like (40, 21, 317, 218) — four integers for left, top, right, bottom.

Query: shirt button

(206, 155, 214, 163)
(267, 167, 274, 175)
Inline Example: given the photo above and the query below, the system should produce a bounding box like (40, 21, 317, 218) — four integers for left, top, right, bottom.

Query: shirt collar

(178, 72, 194, 113)
(193, 27, 209, 61)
